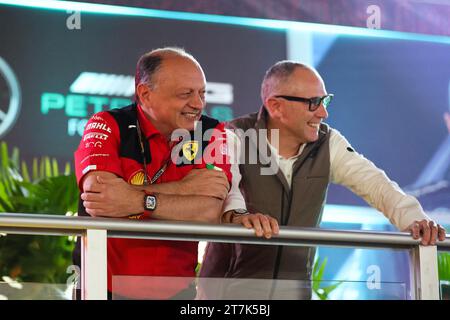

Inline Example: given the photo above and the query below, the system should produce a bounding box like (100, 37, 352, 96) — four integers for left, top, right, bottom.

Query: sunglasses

(274, 94, 334, 111)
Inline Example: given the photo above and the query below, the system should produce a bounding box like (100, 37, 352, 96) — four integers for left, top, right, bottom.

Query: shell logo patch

(129, 171, 145, 185)
(182, 141, 199, 161)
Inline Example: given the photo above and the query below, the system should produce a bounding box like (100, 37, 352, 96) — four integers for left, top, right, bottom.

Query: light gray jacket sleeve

(329, 128, 430, 231)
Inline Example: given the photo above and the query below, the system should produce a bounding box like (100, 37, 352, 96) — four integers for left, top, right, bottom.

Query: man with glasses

(198, 60, 446, 299)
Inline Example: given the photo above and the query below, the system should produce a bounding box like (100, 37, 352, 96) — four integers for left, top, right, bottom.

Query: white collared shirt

(222, 129, 247, 213)
(266, 138, 306, 188)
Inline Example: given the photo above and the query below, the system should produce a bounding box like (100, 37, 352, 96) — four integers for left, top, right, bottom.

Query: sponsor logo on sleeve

(83, 132, 109, 141)
(91, 115, 105, 122)
(85, 121, 111, 133)
(85, 141, 103, 148)
(129, 170, 145, 186)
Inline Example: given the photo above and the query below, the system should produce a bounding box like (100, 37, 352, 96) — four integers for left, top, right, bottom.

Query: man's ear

(136, 83, 151, 106)
(265, 97, 282, 119)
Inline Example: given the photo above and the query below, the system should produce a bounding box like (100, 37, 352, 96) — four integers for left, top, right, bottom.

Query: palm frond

(312, 256, 342, 300)
(0, 141, 78, 284)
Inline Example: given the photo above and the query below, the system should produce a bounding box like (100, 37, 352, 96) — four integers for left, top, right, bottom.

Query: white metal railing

(0, 213, 449, 300)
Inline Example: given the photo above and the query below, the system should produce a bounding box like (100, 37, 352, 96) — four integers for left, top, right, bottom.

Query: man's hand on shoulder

(407, 219, 446, 245)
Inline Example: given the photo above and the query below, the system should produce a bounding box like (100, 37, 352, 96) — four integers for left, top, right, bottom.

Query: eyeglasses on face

(274, 94, 334, 111)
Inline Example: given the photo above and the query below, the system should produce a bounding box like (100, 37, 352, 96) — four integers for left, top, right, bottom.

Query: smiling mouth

(307, 122, 320, 129)
(181, 111, 201, 120)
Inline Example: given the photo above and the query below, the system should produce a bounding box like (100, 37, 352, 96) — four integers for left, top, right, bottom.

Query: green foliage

(312, 257, 342, 300)
(438, 252, 450, 282)
(195, 263, 202, 275)
(0, 141, 78, 284)
(438, 252, 450, 300)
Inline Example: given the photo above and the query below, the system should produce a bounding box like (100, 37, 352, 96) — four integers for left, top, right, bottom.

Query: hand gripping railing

(0, 213, 449, 300)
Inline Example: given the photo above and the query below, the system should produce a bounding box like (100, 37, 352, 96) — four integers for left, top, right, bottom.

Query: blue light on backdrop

(1, 0, 449, 44)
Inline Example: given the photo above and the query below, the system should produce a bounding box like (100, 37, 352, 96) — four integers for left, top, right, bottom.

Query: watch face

(145, 195, 157, 211)
(0, 57, 21, 139)
(234, 209, 248, 215)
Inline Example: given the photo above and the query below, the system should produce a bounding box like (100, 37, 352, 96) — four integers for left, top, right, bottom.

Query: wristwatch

(233, 208, 249, 215)
(128, 193, 157, 220)
(144, 193, 157, 212)
(226, 208, 249, 224)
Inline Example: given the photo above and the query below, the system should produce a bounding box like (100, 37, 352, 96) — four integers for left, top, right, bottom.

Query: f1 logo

(0, 57, 21, 138)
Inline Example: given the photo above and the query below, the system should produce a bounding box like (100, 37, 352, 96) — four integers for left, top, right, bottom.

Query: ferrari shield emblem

(182, 141, 199, 161)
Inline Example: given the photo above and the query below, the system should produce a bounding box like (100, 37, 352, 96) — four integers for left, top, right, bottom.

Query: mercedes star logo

(0, 57, 21, 138)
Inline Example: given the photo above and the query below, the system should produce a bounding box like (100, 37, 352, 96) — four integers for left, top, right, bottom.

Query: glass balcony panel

(0, 281, 73, 300)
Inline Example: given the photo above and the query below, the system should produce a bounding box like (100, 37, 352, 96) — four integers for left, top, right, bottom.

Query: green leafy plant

(438, 252, 450, 281)
(0, 141, 78, 284)
(312, 257, 342, 300)
(438, 252, 450, 300)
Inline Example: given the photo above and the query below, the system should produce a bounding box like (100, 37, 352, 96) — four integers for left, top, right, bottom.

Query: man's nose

(315, 103, 328, 119)
(189, 93, 205, 109)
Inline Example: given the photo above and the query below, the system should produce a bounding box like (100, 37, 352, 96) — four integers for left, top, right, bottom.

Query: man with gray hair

(73, 47, 276, 299)
(198, 60, 446, 299)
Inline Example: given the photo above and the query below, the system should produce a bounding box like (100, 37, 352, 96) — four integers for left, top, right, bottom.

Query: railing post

(410, 245, 440, 300)
(81, 229, 108, 300)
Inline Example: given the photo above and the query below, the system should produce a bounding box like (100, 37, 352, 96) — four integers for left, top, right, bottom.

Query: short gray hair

(135, 47, 197, 102)
(260, 60, 311, 103)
